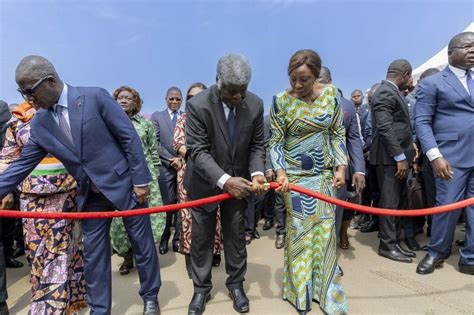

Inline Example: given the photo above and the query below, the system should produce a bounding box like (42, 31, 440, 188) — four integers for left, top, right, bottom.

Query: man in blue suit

(0, 56, 161, 314)
(415, 32, 474, 275)
(318, 66, 365, 248)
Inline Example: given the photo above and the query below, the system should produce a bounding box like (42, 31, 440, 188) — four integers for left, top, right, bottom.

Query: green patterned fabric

(110, 114, 166, 256)
(270, 85, 348, 314)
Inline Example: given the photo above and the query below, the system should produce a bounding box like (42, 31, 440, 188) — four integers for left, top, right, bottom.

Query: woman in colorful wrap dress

(270, 50, 348, 315)
(110, 86, 166, 275)
(173, 82, 223, 278)
(0, 102, 86, 314)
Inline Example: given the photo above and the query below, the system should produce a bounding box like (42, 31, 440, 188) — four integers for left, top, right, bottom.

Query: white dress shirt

(425, 66, 473, 162)
(216, 103, 264, 189)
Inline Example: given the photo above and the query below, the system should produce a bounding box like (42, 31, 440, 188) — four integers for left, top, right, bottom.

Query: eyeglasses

(168, 97, 182, 102)
(404, 85, 415, 92)
(452, 44, 474, 50)
(17, 76, 51, 99)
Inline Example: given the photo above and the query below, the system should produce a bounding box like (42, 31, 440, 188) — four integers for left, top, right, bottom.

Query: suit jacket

(370, 80, 414, 166)
(151, 108, 182, 180)
(184, 85, 265, 211)
(340, 97, 365, 177)
(415, 66, 474, 168)
(0, 85, 152, 210)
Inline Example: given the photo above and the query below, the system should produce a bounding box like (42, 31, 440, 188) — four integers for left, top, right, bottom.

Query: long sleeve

(173, 113, 187, 155)
(269, 95, 286, 171)
(145, 120, 161, 175)
(0, 120, 22, 173)
(329, 96, 348, 167)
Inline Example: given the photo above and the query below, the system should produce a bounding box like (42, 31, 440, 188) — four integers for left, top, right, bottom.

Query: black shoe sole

(459, 265, 474, 275)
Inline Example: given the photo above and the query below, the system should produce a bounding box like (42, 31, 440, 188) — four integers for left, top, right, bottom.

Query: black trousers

(376, 165, 414, 251)
(261, 190, 286, 235)
(191, 198, 247, 294)
(158, 177, 180, 244)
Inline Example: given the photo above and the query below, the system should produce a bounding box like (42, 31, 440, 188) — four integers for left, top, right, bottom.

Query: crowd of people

(0, 30, 472, 315)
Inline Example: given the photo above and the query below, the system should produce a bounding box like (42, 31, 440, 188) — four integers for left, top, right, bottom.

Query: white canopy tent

(412, 22, 474, 82)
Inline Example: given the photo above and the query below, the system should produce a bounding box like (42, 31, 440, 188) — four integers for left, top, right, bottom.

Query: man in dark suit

(370, 59, 416, 263)
(151, 88, 183, 254)
(185, 53, 266, 314)
(0, 56, 161, 315)
(318, 67, 365, 248)
(415, 32, 474, 275)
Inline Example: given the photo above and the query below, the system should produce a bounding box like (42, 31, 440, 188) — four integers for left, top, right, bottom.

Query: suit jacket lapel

(384, 81, 410, 117)
(210, 87, 233, 155)
(43, 108, 77, 154)
(163, 110, 175, 135)
(67, 86, 84, 158)
(442, 67, 472, 105)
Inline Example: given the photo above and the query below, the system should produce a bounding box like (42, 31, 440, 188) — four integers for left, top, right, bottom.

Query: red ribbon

(0, 182, 471, 219)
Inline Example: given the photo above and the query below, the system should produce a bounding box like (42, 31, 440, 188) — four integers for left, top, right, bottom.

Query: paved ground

(6, 224, 473, 314)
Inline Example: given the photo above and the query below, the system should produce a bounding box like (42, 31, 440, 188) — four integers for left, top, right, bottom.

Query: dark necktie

(55, 105, 73, 143)
(227, 107, 235, 144)
(172, 111, 178, 128)
(466, 69, 474, 102)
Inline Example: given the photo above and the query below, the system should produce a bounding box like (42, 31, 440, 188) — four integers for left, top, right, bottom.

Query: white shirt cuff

(393, 153, 406, 162)
(426, 148, 443, 162)
(217, 174, 231, 190)
(354, 172, 365, 176)
(251, 171, 264, 178)
(134, 182, 151, 187)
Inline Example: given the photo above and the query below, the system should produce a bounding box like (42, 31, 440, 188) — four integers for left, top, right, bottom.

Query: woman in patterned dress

(173, 82, 223, 278)
(0, 102, 87, 314)
(109, 86, 166, 275)
(269, 50, 348, 315)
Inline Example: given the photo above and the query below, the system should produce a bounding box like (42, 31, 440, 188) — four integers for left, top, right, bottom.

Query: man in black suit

(370, 59, 416, 263)
(185, 53, 266, 315)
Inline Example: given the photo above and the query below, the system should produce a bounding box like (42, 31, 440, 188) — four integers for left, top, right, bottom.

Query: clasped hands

(223, 175, 270, 199)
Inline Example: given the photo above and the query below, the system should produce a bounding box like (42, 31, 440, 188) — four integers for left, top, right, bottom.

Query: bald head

(15, 55, 59, 85)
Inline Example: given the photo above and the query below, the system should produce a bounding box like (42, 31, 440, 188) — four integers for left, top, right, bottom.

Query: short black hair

(419, 68, 440, 81)
(166, 87, 182, 97)
(387, 59, 412, 77)
(448, 31, 474, 51)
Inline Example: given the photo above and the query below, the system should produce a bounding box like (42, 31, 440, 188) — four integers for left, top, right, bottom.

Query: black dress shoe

(275, 234, 285, 249)
(360, 221, 379, 233)
(395, 243, 416, 258)
(212, 253, 221, 267)
(0, 301, 9, 315)
(143, 300, 160, 315)
(12, 247, 25, 258)
(458, 263, 474, 275)
(253, 230, 260, 239)
(119, 251, 134, 275)
(159, 241, 168, 255)
(188, 292, 211, 315)
(405, 238, 422, 251)
(417, 254, 444, 274)
(172, 241, 179, 253)
(5, 257, 23, 268)
(378, 249, 413, 263)
(455, 239, 465, 247)
(263, 220, 273, 231)
(229, 288, 249, 313)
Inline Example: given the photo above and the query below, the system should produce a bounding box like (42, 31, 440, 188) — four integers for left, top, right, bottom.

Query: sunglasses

(168, 97, 182, 102)
(17, 76, 51, 99)
(403, 85, 415, 92)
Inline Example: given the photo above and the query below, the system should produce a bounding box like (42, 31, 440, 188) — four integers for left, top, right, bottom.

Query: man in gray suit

(185, 53, 266, 315)
(151, 88, 183, 254)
